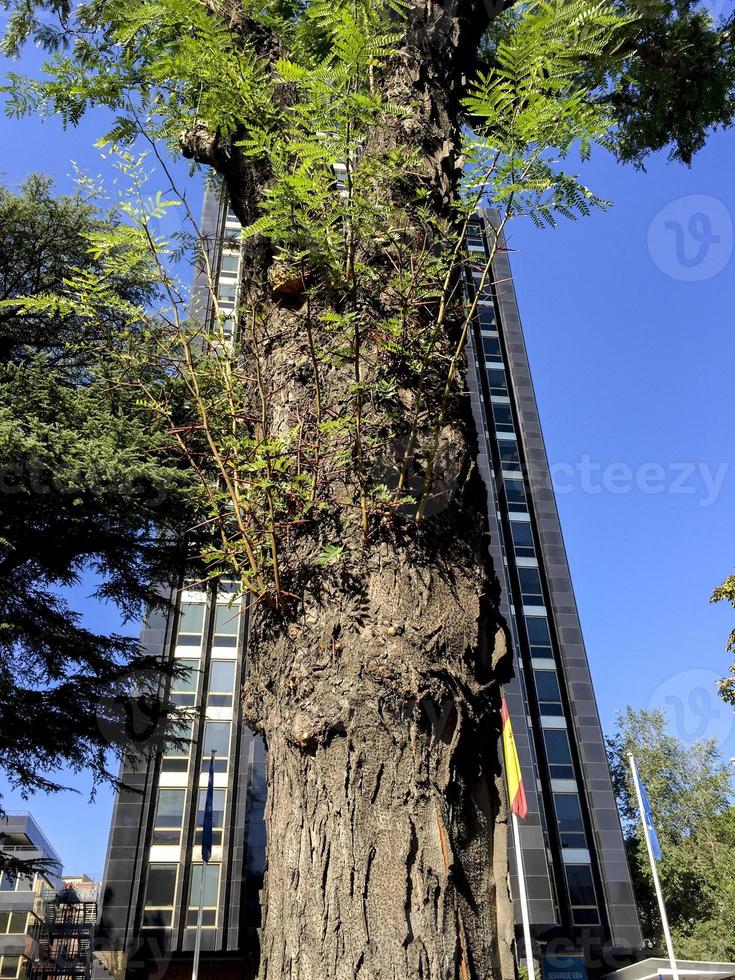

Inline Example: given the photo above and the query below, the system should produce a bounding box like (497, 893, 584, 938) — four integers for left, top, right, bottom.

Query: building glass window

(217, 283, 237, 306)
(491, 401, 514, 434)
(553, 794, 587, 849)
(219, 252, 240, 276)
(195, 789, 226, 847)
(142, 865, 177, 929)
(0, 956, 21, 978)
(510, 520, 534, 558)
(212, 604, 239, 648)
(504, 478, 527, 512)
(526, 615, 553, 659)
(487, 367, 508, 396)
(177, 603, 205, 647)
(499, 441, 521, 474)
(518, 567, 543, 605)
(0, 913, 28, 935)
(477, 304, 496, 329)
(543, 728, 575, 780)
(0, 874, 32, 893)
(534, 669, 564, 717)
(186, 865, 220, 928)
(565, 865, 599, 924)
(201, 722, 231, 772)
(152, 789, 186, 845)
(208, 661, 237, 708)
(466, 224, 484, 251)
(482, 335, 502, 362)
(170, 659, 199, 707)
(161, 720, 193, 774)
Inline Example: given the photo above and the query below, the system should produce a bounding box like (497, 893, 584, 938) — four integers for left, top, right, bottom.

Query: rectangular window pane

(477, 305, 496, 328)
(202, 722, 230, 760)
(179, 603, 205, 635)
(220, 252, 240, 275)
(0, 875, 15, 892)
(8, 913, 27, 935)
(155, 790, 185, 828)
(189, 865, 219, 909)
(519, 567, 543, 603)
(196, 789, 226, 830)
(504, 478, 526, 511)
(487, 367, 508, 396)
(142, 909, 173, 928)
(171, 661, 199, 693)
(572, 907, 600, 925)
(209, 661, 236, 692)
(0, 914, 8, 934)
(554, 794, 584, 834)
(0, 956, 20, 978)
(161, 758, 189, 773)
(164, 721, 193, 759)
(186, 908, 217, 927)
(534, 670, 561, 704)
(482, 336, 501, 359)
(566, 865, 597, 907)
(544, 729, 574, 779)
(214, 605, 239, 634)
(499, 441, 521, 471)
(145, 865, 177, 908)
(208, 694, 233, 708)
(492, 402, 514, 433)
(526, 617, 551, 647)
(14, 876, 32, 892)
(510, 521, 534, 557)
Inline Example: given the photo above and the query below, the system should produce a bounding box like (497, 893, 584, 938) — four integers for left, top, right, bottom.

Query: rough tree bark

(183, 1, 518, 976)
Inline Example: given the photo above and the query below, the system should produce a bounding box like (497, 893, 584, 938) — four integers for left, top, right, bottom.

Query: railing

(0, 813, 62, 867)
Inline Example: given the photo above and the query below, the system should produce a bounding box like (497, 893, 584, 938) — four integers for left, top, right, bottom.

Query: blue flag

(634, 767, 662, 862)
(201, 751, 215, 864)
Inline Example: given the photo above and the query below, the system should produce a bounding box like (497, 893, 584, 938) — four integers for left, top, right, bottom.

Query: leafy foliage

(0, 0, 637, 604)
(478, 0, 735, 167)
(463, 0, 633, 226)
(710, 574, 735, 705)
(608, 707, 735, 959)
(603, 0, 735, 166)
(0, 176, 199, 872)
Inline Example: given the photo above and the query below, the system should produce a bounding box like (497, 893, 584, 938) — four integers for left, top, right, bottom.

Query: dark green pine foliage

(0, 176, 199, 875)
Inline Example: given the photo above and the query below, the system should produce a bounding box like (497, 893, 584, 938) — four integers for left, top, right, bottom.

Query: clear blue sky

(1, 58, 734, 876)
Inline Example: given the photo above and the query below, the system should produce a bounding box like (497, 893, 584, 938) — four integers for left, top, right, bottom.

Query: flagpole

(628, 753, 679, 980)
(191, 865, 206, 980)
(511, 809, 536, 980)
(192, 749, 215, 980)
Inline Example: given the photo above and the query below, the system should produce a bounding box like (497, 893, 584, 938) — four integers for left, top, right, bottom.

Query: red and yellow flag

(501, 696, 528, 819)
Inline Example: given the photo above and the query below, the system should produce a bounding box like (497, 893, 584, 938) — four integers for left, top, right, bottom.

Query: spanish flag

(501, 696, 528, 819)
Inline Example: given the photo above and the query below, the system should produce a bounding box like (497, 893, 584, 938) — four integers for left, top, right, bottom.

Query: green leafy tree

(711, 575, 735, 705)
(0, 176, 199, 876)
(608, 708, 735, 960)
(2, 0, 735, 973)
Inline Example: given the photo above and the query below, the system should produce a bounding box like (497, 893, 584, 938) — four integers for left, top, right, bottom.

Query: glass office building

(95, 193, 641, 980)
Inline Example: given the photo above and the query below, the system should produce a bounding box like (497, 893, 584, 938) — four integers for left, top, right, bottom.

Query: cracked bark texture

(183, 1, 518, 976)
(243, 525, 516, 980)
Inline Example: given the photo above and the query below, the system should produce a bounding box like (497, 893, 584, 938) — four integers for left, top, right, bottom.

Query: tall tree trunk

(183, 2, 517, 976)
(243, 525, 516, 979)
